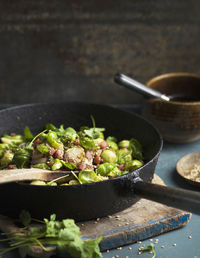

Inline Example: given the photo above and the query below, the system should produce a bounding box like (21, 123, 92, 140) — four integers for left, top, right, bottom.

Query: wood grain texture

(0, 1, 200, 104)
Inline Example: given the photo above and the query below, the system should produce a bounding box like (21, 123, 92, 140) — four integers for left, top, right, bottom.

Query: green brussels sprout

(117, 149, 132, 164)
(78, 170, 102, 184)
(13, 148, 32, 168)
(47, 130, 62, 149)
(30, 180, 46, 186)
(108, 167, 122, 178)
(37, 144, 50, 154)
(106, 136, 118, 151)
(52, 159, 63, 171)
(80, 137, 97, 150)
(101, 149, 117, 163)
(32, 163, 50, 170)
(96, 163, 116, 176)
(125, 160, 143, 171)
(1, 134, 23, 145)
(0, 150, 14, 166)
(118, 140, 130, 149)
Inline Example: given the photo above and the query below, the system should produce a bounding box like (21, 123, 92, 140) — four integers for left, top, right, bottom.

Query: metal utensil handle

(114, 73, 170, 101)
(134, 181, 200, 215)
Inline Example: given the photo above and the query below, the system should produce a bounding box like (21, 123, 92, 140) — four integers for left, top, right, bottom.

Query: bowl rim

(146, 72, 200, 87)
(146, 72, 200, 105)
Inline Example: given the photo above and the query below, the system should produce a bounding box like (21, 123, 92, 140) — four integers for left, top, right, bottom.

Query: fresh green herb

(24, 126, 34, 141)
(0, 211, 103, 258)
(140, 243, 156, 258)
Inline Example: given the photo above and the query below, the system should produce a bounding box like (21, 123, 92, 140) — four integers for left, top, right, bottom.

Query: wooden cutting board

(0, 174, 191, 257)
(79, 174, 191, 251)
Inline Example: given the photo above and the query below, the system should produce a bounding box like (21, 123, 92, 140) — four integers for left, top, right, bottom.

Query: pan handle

(133, 180, 200, 215)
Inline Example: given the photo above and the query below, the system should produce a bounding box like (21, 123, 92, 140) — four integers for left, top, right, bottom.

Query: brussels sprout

(101, 149, 117, 163)
(13, 148, 32, 168)
(108, 167, 122, 178)
(32, 163, 50, 170)
(117, 149, 132, 164)
(37, 144, 50, 154)
(96, 163, 116, 176)
(52, 159, 63, 171)
(125, 160, 143, 171)
(78, 170, 102, 184)
(106, 137, 118, 151)
(61, 160, 77, 170)
(30, 180, 46, 186)
(118, 140, 130, 149)
(47, 130, 62, 149)
(0, 150, 14, 166)
(79, 137, 97, 150)
(1, 134, 23, 145)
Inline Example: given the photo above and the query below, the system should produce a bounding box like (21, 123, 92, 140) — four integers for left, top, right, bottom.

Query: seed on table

(106, 250, 110, 253)
(117, 247, 122, 250)
(128, 247, 132, 250)
(173, 243, 177, 246)
(137, 241, 142, 244)
(161, 245, 165, 248)
(149, 239, 153, 242)
(188, 235, 192, 239)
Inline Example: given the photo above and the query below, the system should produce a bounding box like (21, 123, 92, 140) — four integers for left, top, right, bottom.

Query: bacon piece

(99, 141, 109, 149)
(53, 149, 64, 159)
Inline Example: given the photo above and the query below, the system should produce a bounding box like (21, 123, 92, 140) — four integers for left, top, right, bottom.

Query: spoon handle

(0, 168, 69, 184)
(114, 73, 170, 101)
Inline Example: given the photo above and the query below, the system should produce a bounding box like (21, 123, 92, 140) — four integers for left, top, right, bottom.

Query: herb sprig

(0, 211, 103, 258)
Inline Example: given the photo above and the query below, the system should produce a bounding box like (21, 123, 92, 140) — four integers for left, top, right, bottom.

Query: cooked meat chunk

(65, 146, 85, 165)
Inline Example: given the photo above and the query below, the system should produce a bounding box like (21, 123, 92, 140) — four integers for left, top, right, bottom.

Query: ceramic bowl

(142, 73, 200, 143)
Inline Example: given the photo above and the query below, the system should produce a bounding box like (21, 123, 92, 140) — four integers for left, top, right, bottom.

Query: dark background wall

(0, 0, 200, 104)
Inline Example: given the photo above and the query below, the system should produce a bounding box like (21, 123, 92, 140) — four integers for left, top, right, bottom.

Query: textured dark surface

(0, 1, 200, 104)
